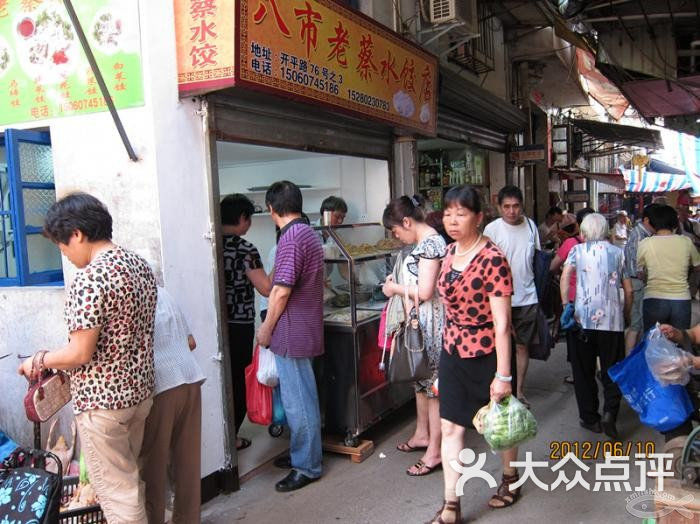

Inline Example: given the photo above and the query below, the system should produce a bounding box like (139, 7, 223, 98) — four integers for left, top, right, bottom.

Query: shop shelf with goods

(316, 223, 413, 444)
(417, 147, 489, 210)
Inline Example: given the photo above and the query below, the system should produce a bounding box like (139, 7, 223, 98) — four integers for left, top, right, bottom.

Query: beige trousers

(75, 397, 153, 524)
(139, 383, 202, 524)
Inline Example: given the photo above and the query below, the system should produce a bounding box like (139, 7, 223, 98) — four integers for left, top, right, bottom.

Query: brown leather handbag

(23, 352, 71, 423)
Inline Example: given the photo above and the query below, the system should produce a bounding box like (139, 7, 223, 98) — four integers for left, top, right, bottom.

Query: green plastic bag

(482, 395, 538, 451)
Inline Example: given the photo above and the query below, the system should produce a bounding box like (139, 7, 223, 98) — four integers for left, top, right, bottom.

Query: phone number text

(280, 67, 340, 95)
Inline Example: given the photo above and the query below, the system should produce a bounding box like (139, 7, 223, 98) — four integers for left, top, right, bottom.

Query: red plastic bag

(245, 345, 273, 425)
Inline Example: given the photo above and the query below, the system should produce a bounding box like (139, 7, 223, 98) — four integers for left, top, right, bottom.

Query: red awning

(576, 49, 629, 121)
(618, 75, 700, 118)
(552, 168, 625, 190)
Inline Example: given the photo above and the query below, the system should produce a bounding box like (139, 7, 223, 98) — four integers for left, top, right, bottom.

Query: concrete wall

(489, 151, 506, 204)
(0, 288, 67, 446)
(0, 0, 225, 479)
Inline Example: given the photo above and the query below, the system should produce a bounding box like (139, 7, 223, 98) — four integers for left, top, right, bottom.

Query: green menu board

(0, 0, 143, 126)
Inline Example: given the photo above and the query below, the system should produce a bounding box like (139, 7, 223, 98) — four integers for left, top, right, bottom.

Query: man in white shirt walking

(140, 287, 206, 523)
(484, 186, 540, 407)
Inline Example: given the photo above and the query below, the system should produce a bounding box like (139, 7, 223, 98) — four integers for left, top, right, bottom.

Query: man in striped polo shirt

(256, 180, 325, 492)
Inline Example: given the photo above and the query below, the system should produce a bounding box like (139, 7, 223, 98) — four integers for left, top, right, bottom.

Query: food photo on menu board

(0, 0, 144, 125)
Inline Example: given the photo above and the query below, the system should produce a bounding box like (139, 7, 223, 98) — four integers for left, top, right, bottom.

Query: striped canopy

(622, 168, 697, 193)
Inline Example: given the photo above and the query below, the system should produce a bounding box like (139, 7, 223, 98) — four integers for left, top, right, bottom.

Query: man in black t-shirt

(221, 194, 271, 450)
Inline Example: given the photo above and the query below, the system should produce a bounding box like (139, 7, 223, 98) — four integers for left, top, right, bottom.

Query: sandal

(397, 441, 427, 453)
(426, 499, 462, 524)
(488, 471, 521, 509)
(407, 460, 442, 476)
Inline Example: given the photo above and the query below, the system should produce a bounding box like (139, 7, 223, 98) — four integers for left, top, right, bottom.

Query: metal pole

(62, 0, 139, 161)
(583, 12, 698, 23)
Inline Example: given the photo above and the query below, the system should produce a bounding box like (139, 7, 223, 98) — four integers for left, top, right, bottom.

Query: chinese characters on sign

(0, 0, 144, 126)
(174, 0, 236, 95)
(239, 0, 437, 135)
(173, 0, 438, 134)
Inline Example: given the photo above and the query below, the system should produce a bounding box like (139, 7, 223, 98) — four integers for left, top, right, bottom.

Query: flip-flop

(236, 437, 251, 450)
(396, 441, 427, 453)
(406, 460, 441, 476)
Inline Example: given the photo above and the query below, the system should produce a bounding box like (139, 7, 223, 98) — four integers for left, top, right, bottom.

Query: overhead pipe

(584, 0, 636, 11)
(583, 12, 698, 23)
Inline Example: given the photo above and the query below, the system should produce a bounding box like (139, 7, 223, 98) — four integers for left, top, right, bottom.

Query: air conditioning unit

(429, 0, 478, 33)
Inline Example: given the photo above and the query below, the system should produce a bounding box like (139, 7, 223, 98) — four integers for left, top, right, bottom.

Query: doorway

(214, 140, 391, 479)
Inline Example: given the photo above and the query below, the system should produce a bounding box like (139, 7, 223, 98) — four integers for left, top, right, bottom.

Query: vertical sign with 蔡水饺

(0, 0, 144, 126)
(174, 0, 235, 96)
(237, 0, 438, 136)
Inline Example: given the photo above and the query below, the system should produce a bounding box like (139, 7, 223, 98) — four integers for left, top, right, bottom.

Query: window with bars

(0, 129, 62, 286)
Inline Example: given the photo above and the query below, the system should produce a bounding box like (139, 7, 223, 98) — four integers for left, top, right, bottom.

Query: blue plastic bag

(0, 430, 18, 462)
(272, 386, 287, 426)
(608, 336, 694, 432)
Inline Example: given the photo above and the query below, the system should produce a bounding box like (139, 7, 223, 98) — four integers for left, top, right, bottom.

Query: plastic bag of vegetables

(482, 396, 537, 451)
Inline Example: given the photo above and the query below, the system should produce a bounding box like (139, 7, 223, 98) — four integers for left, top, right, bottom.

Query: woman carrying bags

(429, 185, 520, 524)
(381, 196, 446, 476)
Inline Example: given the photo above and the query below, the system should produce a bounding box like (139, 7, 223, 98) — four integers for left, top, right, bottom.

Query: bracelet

(495, 372, 512, 382)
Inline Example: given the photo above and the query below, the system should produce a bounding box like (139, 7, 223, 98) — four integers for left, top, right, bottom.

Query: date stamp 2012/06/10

(549, 440, 656, 460)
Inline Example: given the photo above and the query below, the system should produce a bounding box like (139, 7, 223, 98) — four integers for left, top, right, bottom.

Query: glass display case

(315, 223, 414, 445)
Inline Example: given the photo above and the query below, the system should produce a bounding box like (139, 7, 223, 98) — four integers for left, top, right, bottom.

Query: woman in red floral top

(428, 186, 522, 524)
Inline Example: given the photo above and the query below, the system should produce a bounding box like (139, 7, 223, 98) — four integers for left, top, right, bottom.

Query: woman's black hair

(443, 185, 482, 214)
(43, 192, 112, 244)
(220, 194, 255, 226)
(575, 207, 595, 225)
(561, 222, 577, 234)
(642, 203, 661, 220)
(649, 204, 679, 231)
(382, 196, 425, 229)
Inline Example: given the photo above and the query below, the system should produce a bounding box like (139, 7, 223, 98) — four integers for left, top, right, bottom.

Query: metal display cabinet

(315, 223, 414, 446)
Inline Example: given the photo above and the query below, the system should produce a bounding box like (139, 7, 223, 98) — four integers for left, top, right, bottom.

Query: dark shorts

(439, 349, 497, 428)
(512, 304, 538, 346)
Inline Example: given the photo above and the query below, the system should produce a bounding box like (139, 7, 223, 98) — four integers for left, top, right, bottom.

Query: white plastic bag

(482, 396, 537, 451)
(645, 324, 694, 386)
(256, 346, 279, 387)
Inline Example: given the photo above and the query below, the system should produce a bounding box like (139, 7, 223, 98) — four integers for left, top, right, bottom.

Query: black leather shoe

(580, 419, 602, 433)
(275, 470, 319, 492)
(274, 455, 291, 469)
(602, 412, 619, 440)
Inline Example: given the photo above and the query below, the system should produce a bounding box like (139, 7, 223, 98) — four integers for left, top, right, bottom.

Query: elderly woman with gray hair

(560, 213, 632, 440)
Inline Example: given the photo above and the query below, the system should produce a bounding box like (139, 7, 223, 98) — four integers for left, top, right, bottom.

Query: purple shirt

(270, 221, 324, 358)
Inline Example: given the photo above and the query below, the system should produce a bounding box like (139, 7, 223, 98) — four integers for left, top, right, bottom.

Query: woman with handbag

(18, 193, 158, 524)
(381, 196, 446, 477)
(430, 186, 519, 524)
